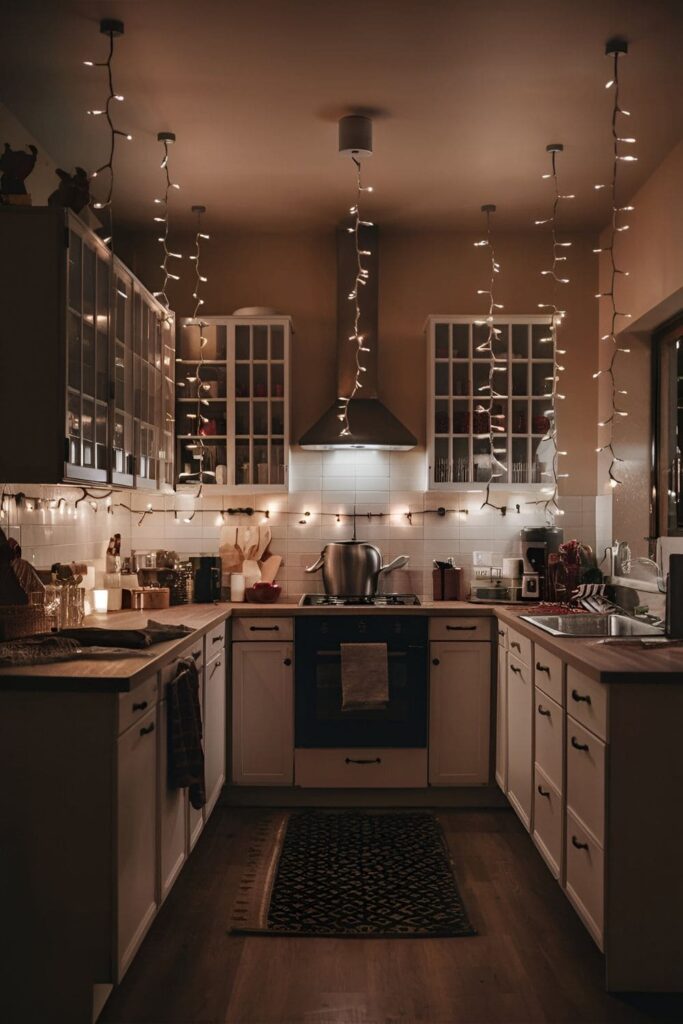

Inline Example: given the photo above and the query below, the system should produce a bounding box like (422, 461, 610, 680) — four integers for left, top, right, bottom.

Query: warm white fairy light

(474, 205, 508, 514)
(594, 39, 637, 489)
(338, 156, 374, 438)
(152, 132, 181, 311)
(180, 205, 213, 495)
(528, 143, 573, 520)
(84, 18, 132, 246)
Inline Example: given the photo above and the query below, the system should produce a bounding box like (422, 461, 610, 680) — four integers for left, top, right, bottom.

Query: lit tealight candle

(93, 589, 109, 613)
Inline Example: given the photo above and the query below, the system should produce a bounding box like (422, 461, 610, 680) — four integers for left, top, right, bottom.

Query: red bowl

(245, 583, 281, 604)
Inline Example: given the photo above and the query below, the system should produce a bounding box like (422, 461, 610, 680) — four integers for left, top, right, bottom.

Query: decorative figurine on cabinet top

(48, 166, 91, 214)
(0, 142, 38, 204)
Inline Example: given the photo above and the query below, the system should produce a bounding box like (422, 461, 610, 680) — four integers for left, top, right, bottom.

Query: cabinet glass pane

(253, 401, 268, 436)
(82, 397, 94, 466)
(453, 437, 470, 482)
(473, 407, 489, 435)
(493, 324, 508, 360)
(271, 400, 284, 436)
(452, 399, 469, 435)
(82, 321, 95, 396)
(254, 443, 269, 485)
(511, 324, 528, 359)
(235, 363, 250, 398)
(253, 364, 267, 398)
(493, 437, 508, 482)
(472, 362, 489, 395)
(532, 362, 554, 397)
(434, 398, 449, 435)
(96, 402, 107, 470)
(235, 400, 250, 436)
(453, 323, 469, 359)
(512, 363, 528, 396)
(434, 437, 450, 483)
(532, 322, 553, 358)
(511, 399, 529, 434)
(511, 438, 529, 483)
(235, 441, 251, 485)
(531, 435, 552, 482)
(96, 326, 108, 402)
(270, 325, 284, 360)
(435, 323, 449, 359)
(83, 245, 95, 320)
(473, 321, 488, 353)
(270, 439, 285, 485)
(68, 232, 81, 311)
(473, 439, 491, 483)
(532, 400, 551, 435)
(97, 256, 109, 330)
(435, 362, 449, 396)
(452, 362, 468, 396)
(67, 391, 81, 465)
(270, 363, 284, 398)
(235, 325, 250, 361)
(202, 403, 226, 437)
(253, 326, 267, 360)
(491, 400, 507, 433)
(68, 312, 80, 390)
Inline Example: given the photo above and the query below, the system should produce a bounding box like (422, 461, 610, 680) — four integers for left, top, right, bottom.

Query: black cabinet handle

(432, 657, 440, 666)
(536, 662, 550, 674)
(571, 689, 591, 704)
(283, 657, 292, 666)
(210, 659, 222, 676)
(250, 625, 279, 631)
(345, 757, 381, 765)
(211, 634, 223, 644)
(446, 625, 476, 631)
(498, 629, 505, 637)
(571, 736, 589, 751)
(510, 664, 522, 674)
(537, 785, 550, 797)
(139, 722, 155, 736)
(132, 700, 148, 711)
(537, 704, 551, 716)
(192, 649, 201, 660)
(511, 641, 521, 651)
(572, 835, 589, 850)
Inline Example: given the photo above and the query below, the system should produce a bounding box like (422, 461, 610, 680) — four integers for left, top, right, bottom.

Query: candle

(93, 589, 109, 613)
(230, 573, 245, 603)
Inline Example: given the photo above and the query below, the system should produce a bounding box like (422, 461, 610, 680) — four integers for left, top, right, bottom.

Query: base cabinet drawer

(565, 808, 604, 950)
(533, 765, 563, 879)
(534, 689, 563, 790)
(295, 747, 427, 788)
(507, 627, 532, 668)
(533, 645, 564, 705)
(566, 666, 607, 741)
(232, 617, 293, 642)
(429, 617, 491, 641)
(566, 718, 606, 845)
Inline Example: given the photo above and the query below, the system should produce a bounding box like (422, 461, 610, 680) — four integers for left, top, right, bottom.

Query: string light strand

(179, 205, 212, 495)
(152, 131, 181, 312)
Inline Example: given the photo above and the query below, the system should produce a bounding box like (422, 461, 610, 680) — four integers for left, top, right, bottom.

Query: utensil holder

(432, 567, 463, 601)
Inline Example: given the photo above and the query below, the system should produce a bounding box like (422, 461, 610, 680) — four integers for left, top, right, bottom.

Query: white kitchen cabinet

(506, 652, 533, 830)
(495, 634, 508, 792)
(429, 640, 491, 786)
(116, 705, 158, 980)
(232, 641, 294, 785)
(204, 651, 227, 815)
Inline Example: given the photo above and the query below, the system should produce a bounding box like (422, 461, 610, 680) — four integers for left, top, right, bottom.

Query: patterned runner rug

(229, 810, 476, 938)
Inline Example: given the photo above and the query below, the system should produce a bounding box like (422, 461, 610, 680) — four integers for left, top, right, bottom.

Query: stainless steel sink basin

(519, 612, 665, 638)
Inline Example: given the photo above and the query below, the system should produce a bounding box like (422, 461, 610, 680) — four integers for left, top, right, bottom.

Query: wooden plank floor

(101, 806, 683, 1024)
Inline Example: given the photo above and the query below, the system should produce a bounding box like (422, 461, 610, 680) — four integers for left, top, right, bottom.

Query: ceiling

(1, 0, 682, 232)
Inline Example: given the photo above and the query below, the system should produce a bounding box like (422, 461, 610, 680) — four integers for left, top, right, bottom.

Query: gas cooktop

(299, 593, 421, 607)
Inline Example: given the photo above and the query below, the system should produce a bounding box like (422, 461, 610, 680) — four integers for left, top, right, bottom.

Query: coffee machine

(520, 526, 563, 600)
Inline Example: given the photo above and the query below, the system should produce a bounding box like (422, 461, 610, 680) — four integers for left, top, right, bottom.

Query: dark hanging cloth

(167, 657, 205, 810)
(58, 620, 193, 649)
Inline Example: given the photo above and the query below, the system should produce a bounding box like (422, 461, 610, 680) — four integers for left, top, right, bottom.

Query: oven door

(295, 621, 427, 748)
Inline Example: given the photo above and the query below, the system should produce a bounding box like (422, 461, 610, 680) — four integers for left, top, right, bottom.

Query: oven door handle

(316, 650, 407, 658)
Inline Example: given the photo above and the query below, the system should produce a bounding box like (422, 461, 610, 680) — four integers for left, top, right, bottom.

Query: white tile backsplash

(1, 455, 611, 601)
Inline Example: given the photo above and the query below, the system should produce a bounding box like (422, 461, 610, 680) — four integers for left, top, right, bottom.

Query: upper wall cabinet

(176, 315, 291, 490)
(0, 207, 174, 489)
(426, 315, 556, 490)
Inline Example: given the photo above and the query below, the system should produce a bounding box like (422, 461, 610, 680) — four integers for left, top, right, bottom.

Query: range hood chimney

(299, 223, 417, 451)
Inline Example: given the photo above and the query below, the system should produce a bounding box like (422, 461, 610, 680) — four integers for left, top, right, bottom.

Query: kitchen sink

(519, 612, 665, 638)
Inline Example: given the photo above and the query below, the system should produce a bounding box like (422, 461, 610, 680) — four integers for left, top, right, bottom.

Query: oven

(295, 615, 428, 748)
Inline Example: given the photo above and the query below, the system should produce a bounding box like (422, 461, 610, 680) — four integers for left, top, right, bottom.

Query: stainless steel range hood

(299, 225, 416, 451)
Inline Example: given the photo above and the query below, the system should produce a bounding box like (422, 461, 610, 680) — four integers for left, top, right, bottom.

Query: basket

(0, 604, 49, 641)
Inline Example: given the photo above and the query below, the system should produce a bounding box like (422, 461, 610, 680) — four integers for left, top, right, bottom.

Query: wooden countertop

(2, 598, 682, 690)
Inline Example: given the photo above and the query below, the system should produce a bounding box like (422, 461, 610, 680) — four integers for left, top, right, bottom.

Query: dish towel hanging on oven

(341, 642, 389, 711)
(167, 657, 206, 809)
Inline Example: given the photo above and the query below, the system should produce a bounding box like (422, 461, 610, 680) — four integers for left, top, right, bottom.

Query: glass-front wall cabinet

(176, 316, 291, 489)
(427, 315, 555, 488)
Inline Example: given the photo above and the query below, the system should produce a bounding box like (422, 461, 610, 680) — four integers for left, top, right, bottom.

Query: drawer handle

(191, 649, 202, 660)
(572, 835, 589, 851)
(511, 641, 521, 651)
(432, 657, 440, 666)
(536, 662, 550, 674)
(537, 704, 551, 717)
(498, 629, 505, 637)
(510, 664, 522, 675)
(250, 625, 279, 631)
(132, 700, 148, 711)
(537, 785, 550, 797)
(210, 659, 222, 676)
(283, 657, 292, 666)
(571, 735, 589, 751)
(211, 634, 223, 644)
(139, 722, 155, 736)
(571, 688, 591, 704)
(446, 625, 476, 631)
(345, 757, 381, 765)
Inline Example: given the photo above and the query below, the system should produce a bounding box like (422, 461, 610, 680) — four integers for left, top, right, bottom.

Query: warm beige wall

(118, 226, 600, 492)
(597, 141, 683, 554)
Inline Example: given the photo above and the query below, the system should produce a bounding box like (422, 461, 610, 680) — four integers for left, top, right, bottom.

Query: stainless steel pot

(305, 541, 409, 596)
